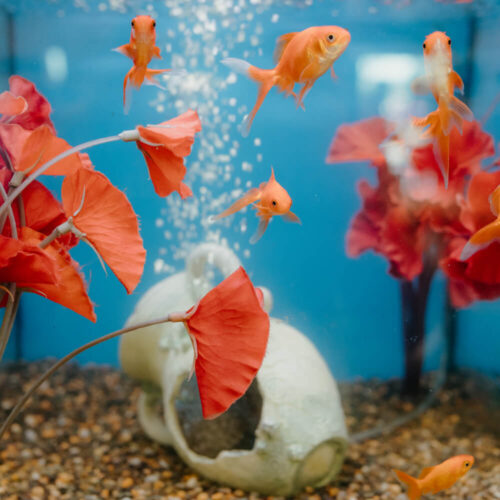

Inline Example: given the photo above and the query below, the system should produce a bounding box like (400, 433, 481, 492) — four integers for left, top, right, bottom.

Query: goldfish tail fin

(460, 220, 500, 261)
(250, 217, 270, 244)
(123, 66, 135, 114)
(222, 58, 275, 136)
(212, 188, 260, 220)
(393, 470, 422, 500)
(434, 130, 450, 188)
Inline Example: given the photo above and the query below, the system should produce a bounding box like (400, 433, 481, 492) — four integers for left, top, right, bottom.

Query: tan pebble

(196, 493, 209, 500)
(120, 477, 134, 489)
(211, 493, 224, 500)
(327, 486, 339, 497)
(41, 427, 57, 439)
(162, 471, 173, 479)
(234, 490, 245, 497)
(101, 489, 110, 498)
(30, 486, 45, 498)
(154, 481, 165, 491)
(304, 486, 314, 493)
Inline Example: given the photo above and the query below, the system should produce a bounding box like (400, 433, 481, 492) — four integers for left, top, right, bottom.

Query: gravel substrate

(0, 361, 498, 499)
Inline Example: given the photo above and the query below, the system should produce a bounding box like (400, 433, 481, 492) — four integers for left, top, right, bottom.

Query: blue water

(1, 0, 499, 380)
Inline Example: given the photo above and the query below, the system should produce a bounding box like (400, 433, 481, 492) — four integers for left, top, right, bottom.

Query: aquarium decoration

(120, 243, 348, 496)
(327, 117, 498, 394)
(0, 76, 270, 433)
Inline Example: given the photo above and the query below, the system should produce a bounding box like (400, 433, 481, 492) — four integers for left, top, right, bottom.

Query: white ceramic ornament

(120, 243, 348, 496)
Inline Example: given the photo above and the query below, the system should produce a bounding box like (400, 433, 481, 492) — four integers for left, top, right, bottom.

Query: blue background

(0, 0, 499, 380)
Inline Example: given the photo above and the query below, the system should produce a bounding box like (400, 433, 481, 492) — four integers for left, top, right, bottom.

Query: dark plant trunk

(444, 284, 458, 374)
(400, 260, 436, 396)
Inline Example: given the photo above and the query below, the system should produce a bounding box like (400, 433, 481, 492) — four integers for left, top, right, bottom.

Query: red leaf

(62, 168, 146, 294)
(173, 267, 270, 419)
(0, 91, 27, 117)
(7, 76, 55, 133)
(326, 117, 393, 167)
(19, 227, 96, 322)
(0, 124, 83, 176)
(136, 109, 201, 198)
(0, 234, 57, 285)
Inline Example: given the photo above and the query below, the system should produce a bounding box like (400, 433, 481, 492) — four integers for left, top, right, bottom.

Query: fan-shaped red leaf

(326, 117, 393, 167)
(0, 124, 83, 175)
(183, 267, 270, 419)
(19, 227, 95, 321)
(61, 168, 146, 294)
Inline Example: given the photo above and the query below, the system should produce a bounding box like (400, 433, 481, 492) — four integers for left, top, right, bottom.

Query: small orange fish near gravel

(394, 454, 474, 499)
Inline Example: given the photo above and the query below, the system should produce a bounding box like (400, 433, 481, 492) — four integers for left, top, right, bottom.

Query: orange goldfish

(114, 15, 170, 111)
(394, 455, 474, 500)
(461, 185, 500, 260)
(413, 31, 473, 187)
(209, 168, 300, 243)
(222, 26, 351, 136)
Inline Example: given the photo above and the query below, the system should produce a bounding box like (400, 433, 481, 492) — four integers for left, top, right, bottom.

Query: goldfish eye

(271, 200, 277, 206)
(153, 20, 156, 27)
(423, 42, 426, 49)
(465, 462, 470, 467)
(327, 34, 335, 42)
(448, 39, 451, 45)
(131, 20, 135, 27)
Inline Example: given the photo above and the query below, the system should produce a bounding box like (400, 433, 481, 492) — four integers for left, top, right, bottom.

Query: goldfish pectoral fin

(411, 75, 431, 95)
(214, 188, 261, 220)
(153, 45, 162, 59)
(330, 66, 338, 80)
(451, 70, 465, 94)
(412, 115, 429, 129)
(393, 470, 421, 500)
(144, 69, 172, 90)
(113, 44, 134, 59)
(273, 32, 298, 63)
(250, 217, 270, 244)
(449, 95, 474, 124)
(283, 211, 301, 224)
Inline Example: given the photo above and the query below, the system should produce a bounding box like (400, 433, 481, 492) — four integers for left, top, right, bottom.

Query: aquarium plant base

(0, 361, 498, 500)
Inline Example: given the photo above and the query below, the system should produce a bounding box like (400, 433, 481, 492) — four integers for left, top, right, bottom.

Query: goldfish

(412, 31, 473, 187)
(114, 15, 170, 111)
(222, 26, 351, 136)
(394, 454, 474, 500)
(209, 168, 300, 243)
(461, 185, 500, 260)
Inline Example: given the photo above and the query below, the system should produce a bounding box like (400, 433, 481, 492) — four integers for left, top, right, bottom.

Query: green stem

(0, 135, 121, 220)
(0, 315, 172, 440)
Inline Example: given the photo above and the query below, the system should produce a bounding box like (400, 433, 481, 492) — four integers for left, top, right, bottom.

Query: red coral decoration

(135, 109, 202, 198)
(169, 267, 270, 419)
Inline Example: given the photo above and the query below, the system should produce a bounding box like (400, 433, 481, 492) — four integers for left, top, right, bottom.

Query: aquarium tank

(0, 0, 499, 498)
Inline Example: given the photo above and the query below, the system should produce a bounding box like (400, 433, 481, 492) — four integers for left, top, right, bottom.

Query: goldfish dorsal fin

(269, 167, 276, 181)
(419, 466, 435, 479)
(274, 32, 298, 63)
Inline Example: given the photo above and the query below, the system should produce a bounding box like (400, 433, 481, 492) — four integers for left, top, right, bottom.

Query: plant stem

(0, 135, 121, 220)
(444, 282, 458, 374)
(401, 259, 437, 396)
(0, 316, 172, 440)
(0, 181, 17, 239)
(0, 284, 18, 363)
